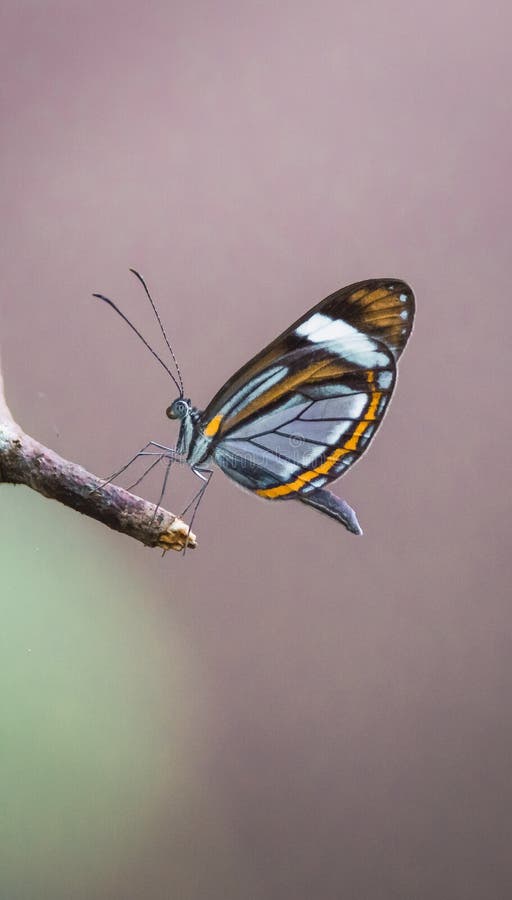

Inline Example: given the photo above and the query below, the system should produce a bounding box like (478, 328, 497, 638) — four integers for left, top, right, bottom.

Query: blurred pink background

(1, 1, 511, 897)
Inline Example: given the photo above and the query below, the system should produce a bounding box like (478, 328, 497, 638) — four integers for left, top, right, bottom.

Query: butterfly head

(166, 397, 191, 421)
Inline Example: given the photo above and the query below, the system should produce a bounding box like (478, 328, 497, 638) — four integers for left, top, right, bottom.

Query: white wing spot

(399, 293, 408, 302)
(296, 312, 389, 367)
(378, 371, 393, 389)
(296, 312, 332, 338)
(400, 309, 408, 320)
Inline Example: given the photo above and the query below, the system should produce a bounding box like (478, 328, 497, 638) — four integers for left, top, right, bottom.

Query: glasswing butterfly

(94, 271, 414, 537)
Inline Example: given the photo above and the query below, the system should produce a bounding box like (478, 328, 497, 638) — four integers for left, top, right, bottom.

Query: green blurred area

(0, 487, 202, 898)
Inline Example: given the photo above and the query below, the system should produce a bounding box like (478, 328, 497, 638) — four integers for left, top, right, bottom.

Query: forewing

(201, 278, 414, 440)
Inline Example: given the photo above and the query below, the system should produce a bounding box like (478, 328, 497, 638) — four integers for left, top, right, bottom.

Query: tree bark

(0, 353, 196, 552)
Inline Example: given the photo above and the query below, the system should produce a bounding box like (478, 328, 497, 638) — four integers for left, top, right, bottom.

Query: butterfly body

(166, 278, 415, 535)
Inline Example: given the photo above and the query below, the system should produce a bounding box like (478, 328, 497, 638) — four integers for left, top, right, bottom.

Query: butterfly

(94, 272, 415, 536)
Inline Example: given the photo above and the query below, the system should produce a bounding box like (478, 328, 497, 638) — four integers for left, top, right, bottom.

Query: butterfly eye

(166, 399, 187, 419)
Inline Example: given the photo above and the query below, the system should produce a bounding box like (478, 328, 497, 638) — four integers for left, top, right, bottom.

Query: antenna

(129, 269, 184, 395)
(92, 292, 183, 396)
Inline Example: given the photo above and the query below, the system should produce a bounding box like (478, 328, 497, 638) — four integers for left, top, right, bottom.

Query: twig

(0, 351, 196, 552)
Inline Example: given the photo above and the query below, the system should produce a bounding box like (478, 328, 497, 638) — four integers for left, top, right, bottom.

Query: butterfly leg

(296, 487, 363, 535)
(126, 454, 165, 492)
(149, 454, 177, 528)
(177, 466, 213, 552)
(94, 441, 182, 491)
(181, 466, 213, 516)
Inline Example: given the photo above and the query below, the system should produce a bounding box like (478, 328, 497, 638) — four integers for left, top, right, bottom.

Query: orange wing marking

(204, 414, 224, 437)
(256, 371, 382, 499)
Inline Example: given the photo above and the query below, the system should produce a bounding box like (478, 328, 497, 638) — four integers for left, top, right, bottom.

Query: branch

(0, 352, 196, 552)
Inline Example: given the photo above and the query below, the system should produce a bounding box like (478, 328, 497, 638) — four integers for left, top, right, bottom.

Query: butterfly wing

(212, 362, 393, 486)
(197, 279, 414, 528)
